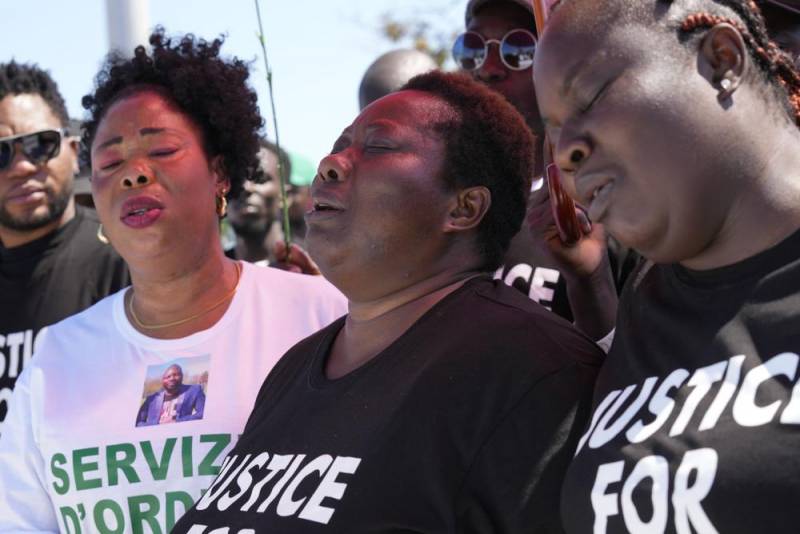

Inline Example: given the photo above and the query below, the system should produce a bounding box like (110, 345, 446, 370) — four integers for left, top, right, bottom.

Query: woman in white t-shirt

(0, 28, 346, 533)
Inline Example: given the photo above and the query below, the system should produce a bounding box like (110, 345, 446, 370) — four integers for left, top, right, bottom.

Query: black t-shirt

(0, 206, 129, 427)
(498, 219, 637, 323)
(561, 228, 800, 534)
(174, 278, 603, 533)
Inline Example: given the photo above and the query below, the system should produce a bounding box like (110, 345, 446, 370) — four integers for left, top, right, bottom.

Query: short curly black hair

(401, 71, 534, 271)
(81, 27, 264, 198)
(0, 61, 69, 127)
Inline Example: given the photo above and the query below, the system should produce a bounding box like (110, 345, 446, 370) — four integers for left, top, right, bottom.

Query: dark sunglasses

(452, 29, 537, 71)
(0, 128, 65, 171)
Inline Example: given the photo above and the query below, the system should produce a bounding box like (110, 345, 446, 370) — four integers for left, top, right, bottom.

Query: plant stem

(255, 0, 292, 250)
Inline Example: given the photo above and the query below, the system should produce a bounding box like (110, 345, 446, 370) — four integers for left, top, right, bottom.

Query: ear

(443, 186, 491, 234)
(62, 136, 81, 176)
(210, 155, 230, 194)
(700, 22, 748, 100)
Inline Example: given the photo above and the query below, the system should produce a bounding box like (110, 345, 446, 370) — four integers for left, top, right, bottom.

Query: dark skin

(162, 365, 183, 397)
(0, 94, 78, 248)
(535, 0, 800, 268)
(229, 147, 281, 263)
(91, 89, 240, 339)
(467, 1, 617, 339)
(305, 91, 491, 379)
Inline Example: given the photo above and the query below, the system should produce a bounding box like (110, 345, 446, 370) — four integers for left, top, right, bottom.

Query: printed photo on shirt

(135, 356, 210, 427)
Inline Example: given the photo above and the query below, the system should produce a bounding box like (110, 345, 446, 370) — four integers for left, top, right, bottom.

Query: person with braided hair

(534, 0, 800, 532)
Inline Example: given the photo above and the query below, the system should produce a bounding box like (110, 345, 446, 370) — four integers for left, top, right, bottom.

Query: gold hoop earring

(97, 224, 109, 244)
(216, 194, 228, 218)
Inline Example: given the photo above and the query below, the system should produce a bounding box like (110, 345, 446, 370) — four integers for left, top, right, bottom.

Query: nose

(316, 153, 350, 183)
(553, 124, 592, 176)
(121, 171, 154, 190)
(4, 146, 38, 178)
(475, 43, 507, 83)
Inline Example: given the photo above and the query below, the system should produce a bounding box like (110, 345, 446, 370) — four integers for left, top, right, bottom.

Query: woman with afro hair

(535, 0, 800, 532)
(0, 28, 345, 533)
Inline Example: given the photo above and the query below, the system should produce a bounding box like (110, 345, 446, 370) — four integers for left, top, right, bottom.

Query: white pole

(105, 0, 150, 56)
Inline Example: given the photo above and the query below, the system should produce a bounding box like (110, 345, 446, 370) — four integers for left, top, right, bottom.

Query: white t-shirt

(0, 262, 347, 533)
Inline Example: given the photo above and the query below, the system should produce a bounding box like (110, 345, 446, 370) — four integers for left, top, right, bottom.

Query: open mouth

(312, 201, 341, 212)
(120, 196, 165, 228)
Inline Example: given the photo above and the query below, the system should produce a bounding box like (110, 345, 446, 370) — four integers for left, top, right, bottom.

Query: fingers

(270, 240, 321, 275)
(576, 206, 592, 235)
(273, 240, 288, 262)
(286, 243, 321, 276)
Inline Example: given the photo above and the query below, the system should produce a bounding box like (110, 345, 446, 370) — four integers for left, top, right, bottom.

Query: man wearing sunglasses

(455, 0, 627, 348)
(0, 62, 128, 434)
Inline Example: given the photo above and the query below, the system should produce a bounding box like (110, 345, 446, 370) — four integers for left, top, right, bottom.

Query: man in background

(0, 62, 128, 432)
(228, 139, 291, 265)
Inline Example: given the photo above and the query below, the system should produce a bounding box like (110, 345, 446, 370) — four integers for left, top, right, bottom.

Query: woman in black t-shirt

(533, 1, 800, 532)
(173, 71, 604, 533)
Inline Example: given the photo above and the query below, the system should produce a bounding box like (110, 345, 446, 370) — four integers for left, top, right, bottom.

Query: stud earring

(720, 78, 732, 91)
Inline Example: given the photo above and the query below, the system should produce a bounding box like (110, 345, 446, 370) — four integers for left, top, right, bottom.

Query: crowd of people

(0, 0, 799, 532)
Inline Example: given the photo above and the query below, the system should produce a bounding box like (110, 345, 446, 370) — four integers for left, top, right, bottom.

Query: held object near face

(531, 0, 583, 246)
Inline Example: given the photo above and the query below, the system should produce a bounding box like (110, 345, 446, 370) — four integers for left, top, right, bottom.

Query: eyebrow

(94, 127, 169, 151)
(95, 136, 123, 151)
(562, 45, 619, 96)
(365, 120, 401, 135)
(140, 127, 166, 136)
(561, 56, 592, 98)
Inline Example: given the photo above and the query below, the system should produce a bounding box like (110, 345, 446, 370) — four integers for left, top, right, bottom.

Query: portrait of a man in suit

(136, 363, 206, 426)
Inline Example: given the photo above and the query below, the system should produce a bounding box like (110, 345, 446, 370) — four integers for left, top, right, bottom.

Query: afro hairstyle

(81, 27, 264, 198)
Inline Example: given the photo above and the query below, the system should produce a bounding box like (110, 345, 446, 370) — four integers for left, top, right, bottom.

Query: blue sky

(1, 0, 461, 166)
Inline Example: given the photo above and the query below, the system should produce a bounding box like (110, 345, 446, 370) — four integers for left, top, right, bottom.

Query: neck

(347, 268, 482, 321)
(126, 245, 239, 339)
(0, 200, 76, 249)
(326, 267, 484, 379)
(682, 126, 800, 270)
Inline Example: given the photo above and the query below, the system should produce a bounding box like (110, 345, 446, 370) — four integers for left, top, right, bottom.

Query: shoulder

(394, 279, 601, 411)
(144, 390, 162, 403)
(463, 279, 604, 368)
(31, 289, 125, 367)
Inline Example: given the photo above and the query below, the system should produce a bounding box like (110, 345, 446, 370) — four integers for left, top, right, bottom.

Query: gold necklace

(127, 261, 242, 331)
